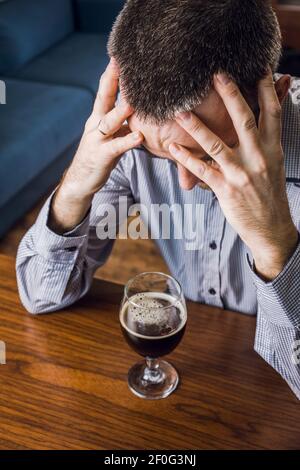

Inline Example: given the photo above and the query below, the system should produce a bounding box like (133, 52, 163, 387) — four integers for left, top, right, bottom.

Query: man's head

(108, 0, 288, 188)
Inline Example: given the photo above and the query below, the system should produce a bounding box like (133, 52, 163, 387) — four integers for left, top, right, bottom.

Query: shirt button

(209, 288, 216, 295)
(209, 241, 217, 250)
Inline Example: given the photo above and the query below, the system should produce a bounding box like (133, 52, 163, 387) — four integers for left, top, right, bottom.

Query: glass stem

(144, 357, 163, 384)
(146, 357, 159, 370)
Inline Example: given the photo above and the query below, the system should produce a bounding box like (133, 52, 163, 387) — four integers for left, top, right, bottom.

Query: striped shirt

(16, 76, 300, 399)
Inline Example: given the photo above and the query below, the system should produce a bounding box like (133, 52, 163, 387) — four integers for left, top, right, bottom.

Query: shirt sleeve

(246, 233, 300, 400)
(16, 152, 135, 314)
(246, 234, 300, 329)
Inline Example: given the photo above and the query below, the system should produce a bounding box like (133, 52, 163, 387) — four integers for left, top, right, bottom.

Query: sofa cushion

(0, 0, 74, 75)
(14, 33, 109, 95)
(0, 79, 93, 208)
(0, 143, 78, 238)
(74, 0, 125, 34)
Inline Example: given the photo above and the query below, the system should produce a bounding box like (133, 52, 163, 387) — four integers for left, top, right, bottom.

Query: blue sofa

(0, 0, 125, 238)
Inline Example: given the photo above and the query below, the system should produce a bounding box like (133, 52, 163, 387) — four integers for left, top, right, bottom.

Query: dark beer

(120, 293, 187, 358)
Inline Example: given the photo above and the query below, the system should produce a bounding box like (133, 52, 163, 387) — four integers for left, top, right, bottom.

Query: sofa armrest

(74, 0, 125, 34)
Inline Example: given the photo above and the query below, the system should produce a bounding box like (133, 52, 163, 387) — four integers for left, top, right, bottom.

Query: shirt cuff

(246, 234, 300, 328)
(33, 189, 90, 264)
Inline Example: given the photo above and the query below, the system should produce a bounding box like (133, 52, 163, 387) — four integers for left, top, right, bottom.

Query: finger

(177, 164, 199, 190)
(175, 112, 235, 172)
(169, 143, 224, 190)
(98, 103, 134, 137)
(93, 58, 120, 119)
(102, 131, 144, 160)
(257, 69, 282, 142)
(214, 74, 259, 146)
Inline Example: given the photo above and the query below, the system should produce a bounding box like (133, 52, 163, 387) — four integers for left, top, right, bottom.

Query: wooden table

(0, 254, 299, 450)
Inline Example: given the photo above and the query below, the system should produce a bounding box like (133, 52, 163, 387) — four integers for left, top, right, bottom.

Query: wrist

(251, 226, 299, 281)
(58, 177, 94, 207)
(61, 165, 98, 202)
(48, 180, 93, 235)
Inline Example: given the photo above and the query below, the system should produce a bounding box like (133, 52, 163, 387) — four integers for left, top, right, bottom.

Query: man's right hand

(48, 58, 144, 234)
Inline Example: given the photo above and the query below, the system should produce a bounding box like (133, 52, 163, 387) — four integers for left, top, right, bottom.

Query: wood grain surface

(0, 254, 299, 450)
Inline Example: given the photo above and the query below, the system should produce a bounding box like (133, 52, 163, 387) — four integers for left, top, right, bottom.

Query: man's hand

(49, 58, 144, 234)
(169, 70, 298, 281)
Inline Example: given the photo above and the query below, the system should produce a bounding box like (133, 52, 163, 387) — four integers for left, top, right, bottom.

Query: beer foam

(120, 292, 187, 339)
(127, 294, 170, 326)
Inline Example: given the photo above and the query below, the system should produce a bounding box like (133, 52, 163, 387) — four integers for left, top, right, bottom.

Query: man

(16, 0, 300, 398)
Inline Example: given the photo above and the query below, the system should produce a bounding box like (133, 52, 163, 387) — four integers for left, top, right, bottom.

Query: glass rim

(124, 271, 183, 310)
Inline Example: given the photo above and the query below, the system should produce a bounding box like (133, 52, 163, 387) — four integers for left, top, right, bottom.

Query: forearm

(48, 171, 94, 235)
(16, 54, 141, 313)
(16, 189, 117, 314)
(247, 232, 300, 329)
(249, 239, 300, 399)
(249, 224, 299, 282)
(16, 192, 92, 313)
(16, 247, 93, 314)
(16, 154, 134, 314)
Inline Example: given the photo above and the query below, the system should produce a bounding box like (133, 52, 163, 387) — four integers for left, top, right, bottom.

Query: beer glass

(120, 272, 187, 399)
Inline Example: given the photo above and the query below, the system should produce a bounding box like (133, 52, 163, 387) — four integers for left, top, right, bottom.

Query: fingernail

(169, 143, 181, 156)
(216, 73, 230, 85)
(176, 111, 191, 121)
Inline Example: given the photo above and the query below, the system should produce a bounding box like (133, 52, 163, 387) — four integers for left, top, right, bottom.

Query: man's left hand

(169, 70, 298, 281)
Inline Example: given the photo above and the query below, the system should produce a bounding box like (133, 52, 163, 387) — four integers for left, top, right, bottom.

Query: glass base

(127, 359, 179, 400)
